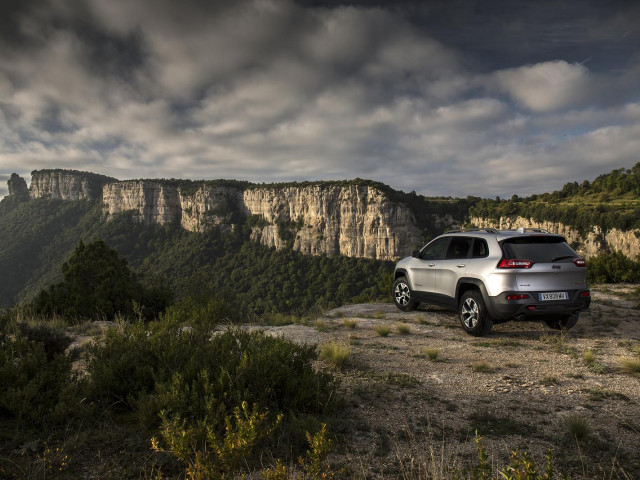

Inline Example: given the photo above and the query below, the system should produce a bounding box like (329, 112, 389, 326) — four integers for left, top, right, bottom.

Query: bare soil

(253, 284, 640, 478)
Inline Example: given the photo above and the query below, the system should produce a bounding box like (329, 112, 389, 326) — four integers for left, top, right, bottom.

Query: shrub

(0, 332, 80, 430)
(162, 296, 241, 327)
(16, 322, 73, 359)
(85, 324, 338, 435)
(152, 401, 282, 480)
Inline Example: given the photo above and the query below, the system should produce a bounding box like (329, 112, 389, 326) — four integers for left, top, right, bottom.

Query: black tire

(393, 276, 418, 311)
(459, 290, 493, 336)
(545, 314, 579, 330)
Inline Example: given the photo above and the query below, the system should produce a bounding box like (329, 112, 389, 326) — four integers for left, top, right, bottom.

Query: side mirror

(411, 250, 420, 258)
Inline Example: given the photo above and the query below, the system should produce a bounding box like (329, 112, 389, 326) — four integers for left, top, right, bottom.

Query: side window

(445, 237, 472, 260)
(471, 238, 489, 258)
(420, 237, 449, 260)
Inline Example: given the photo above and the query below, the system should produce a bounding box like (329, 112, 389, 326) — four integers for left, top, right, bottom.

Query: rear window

(501, 236, 577, 263)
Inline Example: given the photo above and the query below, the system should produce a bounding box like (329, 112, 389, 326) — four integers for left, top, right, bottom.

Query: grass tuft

(583, 349, 605, 374)
(424, 348, 440, 361)
(374, 324, 392, 337)
(342, 318, 357, 329)
(618, 356, 640, 376)
(565, 414, 591, 441)
(320, 341, 351, 370)
(471, 362, 493, 373)
(396, 323, 411, 335)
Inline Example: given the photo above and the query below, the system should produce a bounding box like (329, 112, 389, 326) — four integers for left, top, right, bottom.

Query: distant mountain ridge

(19, 169, 465, 261)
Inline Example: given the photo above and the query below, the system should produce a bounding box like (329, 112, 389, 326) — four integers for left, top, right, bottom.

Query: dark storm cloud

(0, 0, 639, 199)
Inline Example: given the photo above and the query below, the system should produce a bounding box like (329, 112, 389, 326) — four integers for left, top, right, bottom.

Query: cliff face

(470, 216, 640, 259)
(103, 181, 182, 224)
(242, 185, 421, 260)
(102, 181, 422, 260)
(30, 170, 117, 201)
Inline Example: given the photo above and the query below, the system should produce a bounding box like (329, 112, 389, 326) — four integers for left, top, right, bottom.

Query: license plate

(539, 292, 569, 301)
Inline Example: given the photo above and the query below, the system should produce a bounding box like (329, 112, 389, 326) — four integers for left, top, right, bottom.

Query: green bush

(0, 331, 80, 430)
(85, 323, 338, 428)
(586, 251, 640, 284)
(16, 322, 73, 359)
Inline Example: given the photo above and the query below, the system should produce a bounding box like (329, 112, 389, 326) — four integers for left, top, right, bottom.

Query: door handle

(457, 264, 466, 268)
(428, 263, 435, 267)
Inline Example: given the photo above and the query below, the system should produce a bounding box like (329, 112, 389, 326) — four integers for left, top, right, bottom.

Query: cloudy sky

(1, 0, 639, 199)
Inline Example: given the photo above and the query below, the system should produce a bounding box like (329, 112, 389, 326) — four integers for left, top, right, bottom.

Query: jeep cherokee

(392, 228, 591, 336)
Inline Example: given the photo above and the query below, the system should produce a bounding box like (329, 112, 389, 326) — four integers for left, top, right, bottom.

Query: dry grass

(342, 318, 358, 329)
(396, 323, 412, 335)
(320, 341, 351, 370)
(424, 348, 440, 361)
(374, 324, 392, 337)
(618, 357, 640, 376)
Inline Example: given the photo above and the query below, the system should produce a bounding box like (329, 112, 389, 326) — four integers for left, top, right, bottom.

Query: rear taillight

(506, 294, 530, 300)
(580, 290, 591, 297)
(573, 258, 586, 267)
(498, 259, 533, 269)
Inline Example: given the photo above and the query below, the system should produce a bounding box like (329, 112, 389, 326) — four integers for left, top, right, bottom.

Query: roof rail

(513, 227, 550, 234)
(445, 228, 499, 234)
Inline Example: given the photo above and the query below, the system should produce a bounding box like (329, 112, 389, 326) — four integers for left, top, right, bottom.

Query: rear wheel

(545, 314, 579, 330)
(459, 290, 493, 336)
(393, 276, 417, 311)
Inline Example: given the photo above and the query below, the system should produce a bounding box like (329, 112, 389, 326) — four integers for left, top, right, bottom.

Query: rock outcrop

(29, 169, 117, 201)
(7, 174, 29, 198)
(242, 185, 421, 259)
(470, 216, 640, 259)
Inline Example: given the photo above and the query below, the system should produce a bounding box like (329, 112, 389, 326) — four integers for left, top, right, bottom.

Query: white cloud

(493, 61, 592, 112)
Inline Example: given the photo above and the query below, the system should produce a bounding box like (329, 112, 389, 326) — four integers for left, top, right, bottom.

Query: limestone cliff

(102, 180, 423, 260)
(242, 185, 421, 260)
(470, 216, 640, 259)
(30, 169, 117, 201)
(103, 181, 182, 224)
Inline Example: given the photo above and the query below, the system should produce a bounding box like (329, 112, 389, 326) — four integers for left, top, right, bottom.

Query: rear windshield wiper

(551, 255, 573, 262)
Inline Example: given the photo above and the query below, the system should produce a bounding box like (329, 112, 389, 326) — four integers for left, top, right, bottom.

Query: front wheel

(459, 290, 493, 336)
(393, 276, 417, 311)
(545, 314, 579, 330)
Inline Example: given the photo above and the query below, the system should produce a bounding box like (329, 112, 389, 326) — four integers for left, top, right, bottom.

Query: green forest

(470, 162, 640, 233)
(0, 196, 395, 314)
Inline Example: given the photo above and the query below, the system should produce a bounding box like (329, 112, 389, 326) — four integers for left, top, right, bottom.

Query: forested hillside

(470, 162, 640, 233)
(0, 195, 394, 312)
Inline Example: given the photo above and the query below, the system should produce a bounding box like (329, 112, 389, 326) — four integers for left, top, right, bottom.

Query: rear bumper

(487, 289, 591, 321)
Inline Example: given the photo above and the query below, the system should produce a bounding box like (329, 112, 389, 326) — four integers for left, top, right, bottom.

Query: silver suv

(393, 228, 591, 336)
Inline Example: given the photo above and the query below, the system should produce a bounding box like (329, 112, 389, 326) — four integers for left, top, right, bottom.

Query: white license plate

(539, 292, 569, 301)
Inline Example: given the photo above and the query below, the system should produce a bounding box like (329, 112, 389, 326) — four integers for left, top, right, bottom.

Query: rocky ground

(251, 284, 640, 479)
(64, 284, 640, 479)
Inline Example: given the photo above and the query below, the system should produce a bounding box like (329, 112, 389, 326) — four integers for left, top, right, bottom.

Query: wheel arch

(394, 268, 410, 281)
(455, 278, 497, 317)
